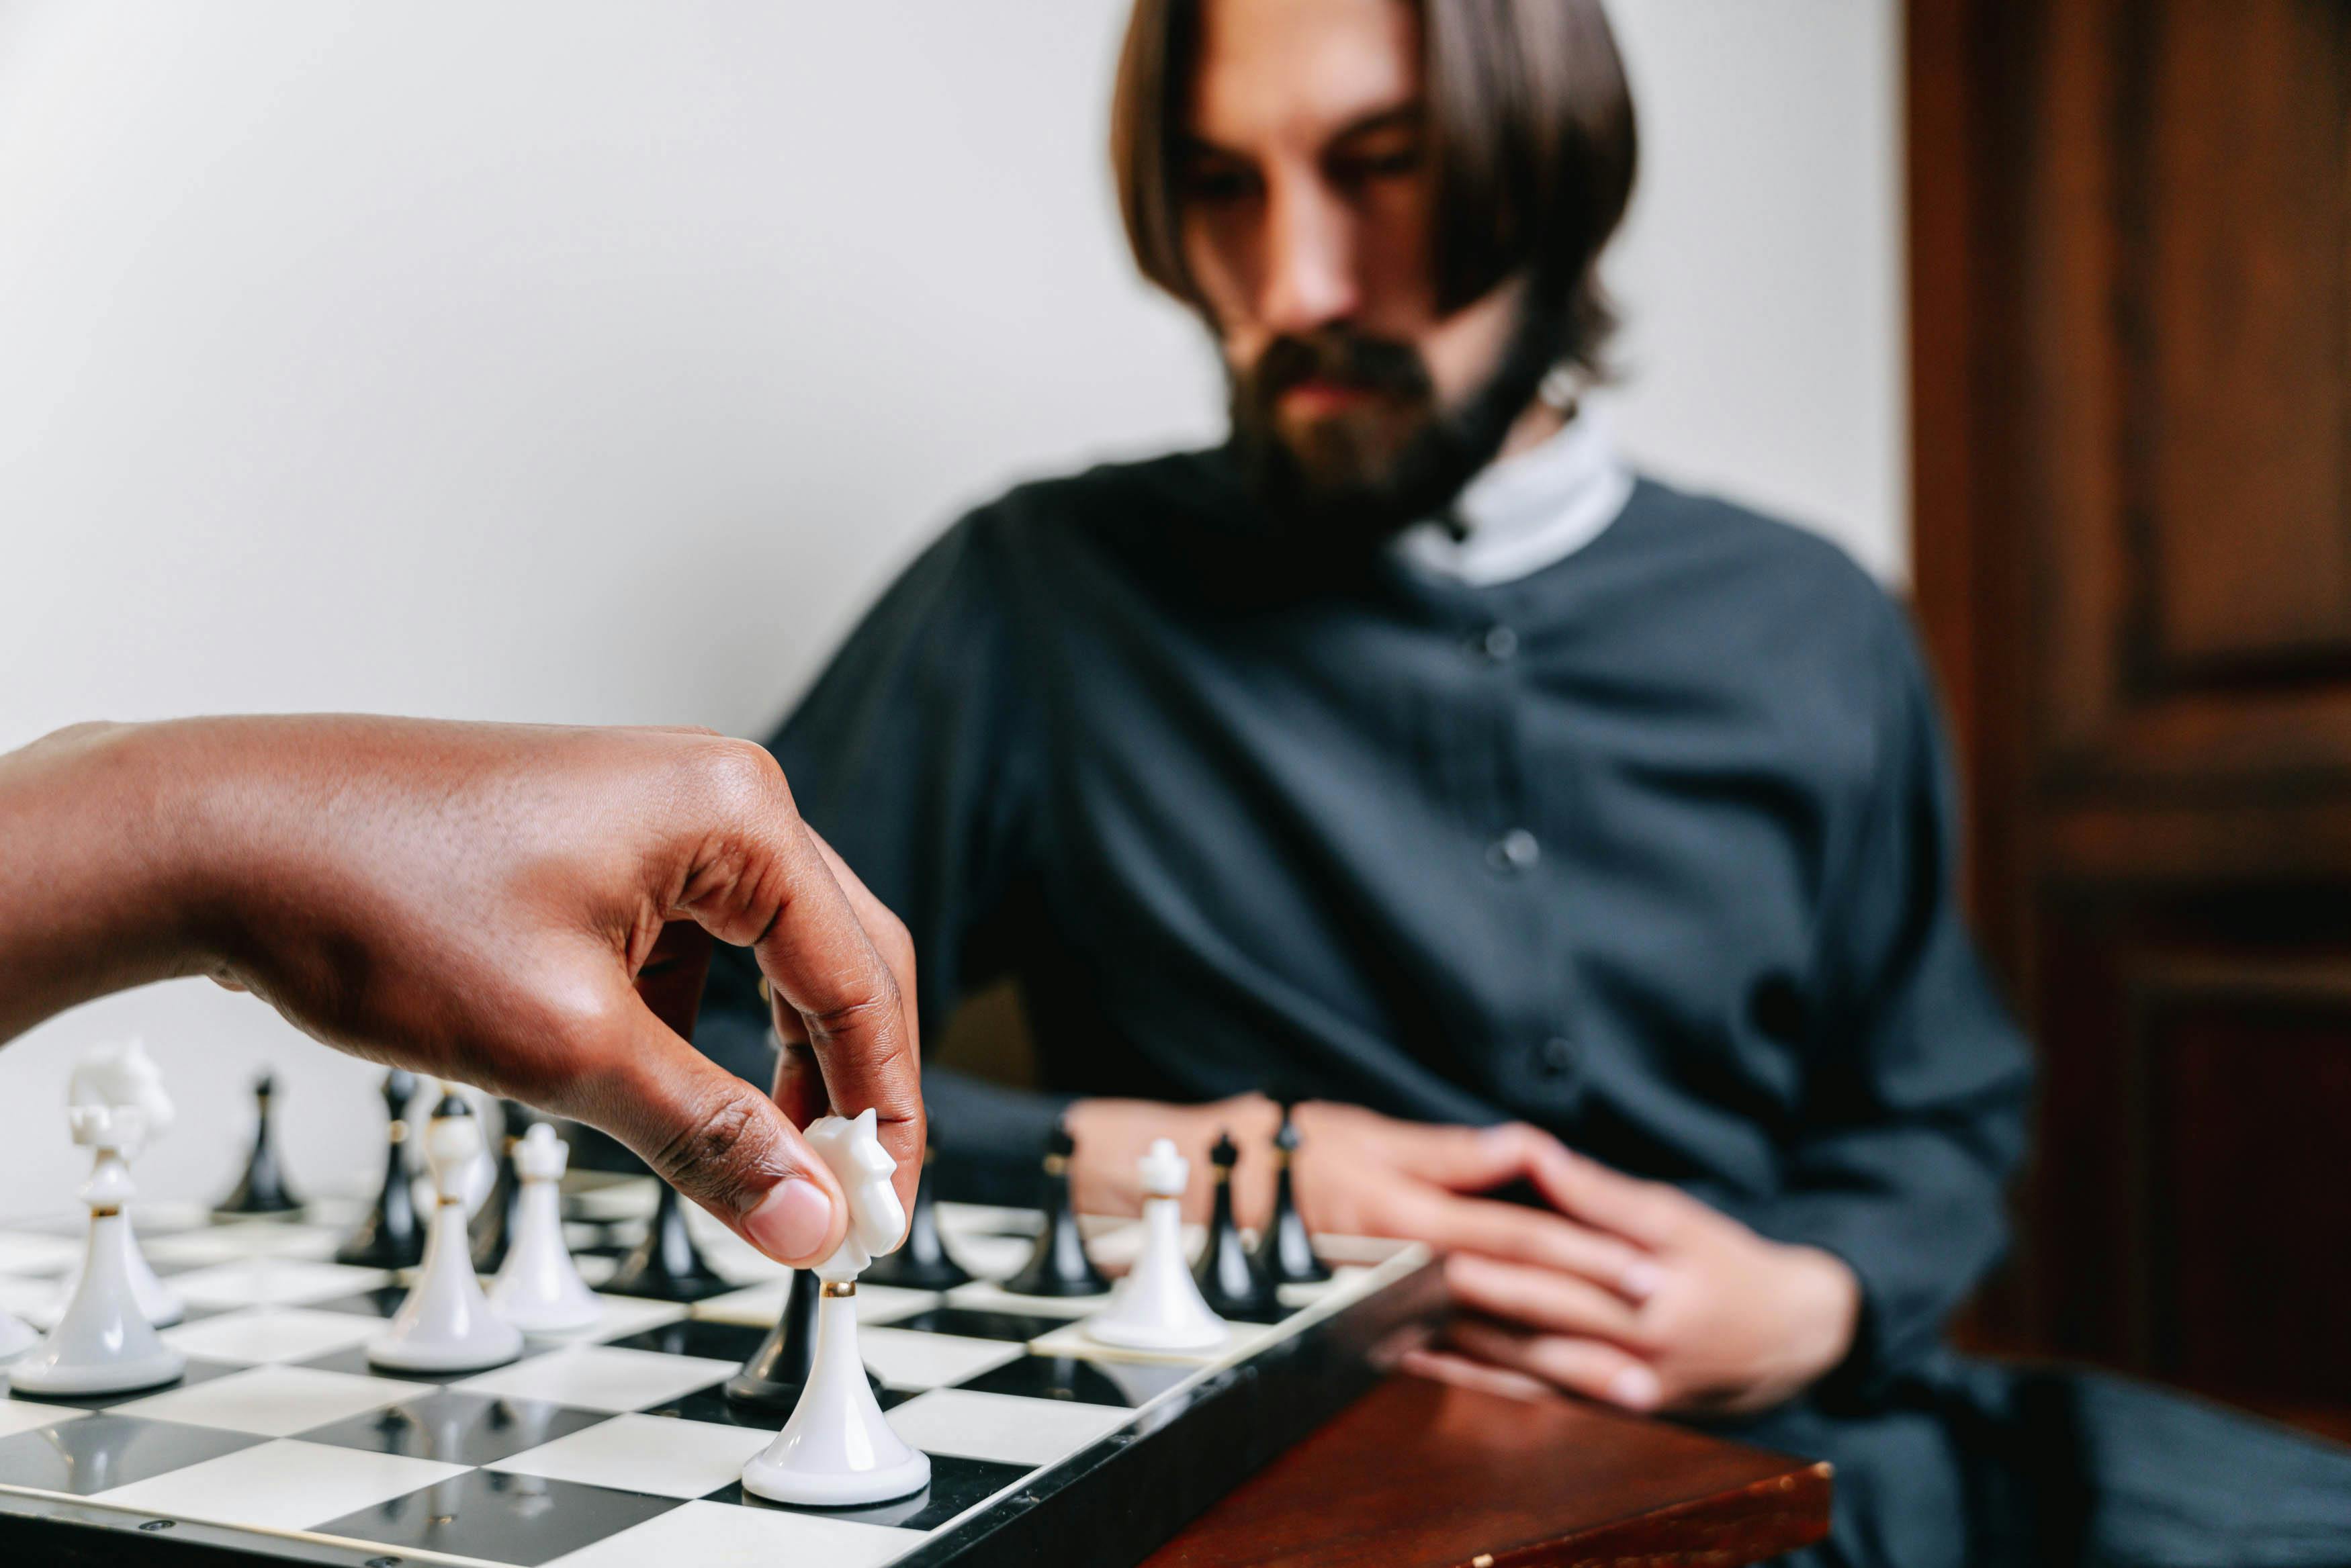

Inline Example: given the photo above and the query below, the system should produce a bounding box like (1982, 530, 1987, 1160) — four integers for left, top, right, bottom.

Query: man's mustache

(1248, 330, 1435, 405)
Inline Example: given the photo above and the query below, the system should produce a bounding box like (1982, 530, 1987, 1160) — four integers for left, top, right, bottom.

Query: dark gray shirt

(699, 446, 2033, 1393)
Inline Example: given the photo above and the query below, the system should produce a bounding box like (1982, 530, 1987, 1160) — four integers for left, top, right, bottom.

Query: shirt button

(1487, 828, 1540, 873)
(1477, 624, 1518, 663)
(1538, 1035, 1579, 1078)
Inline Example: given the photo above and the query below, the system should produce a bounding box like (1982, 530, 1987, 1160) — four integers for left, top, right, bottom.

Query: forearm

(0, 721, 226, 1042)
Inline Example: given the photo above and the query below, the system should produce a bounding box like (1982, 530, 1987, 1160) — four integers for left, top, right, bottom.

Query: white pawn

(368, 1090, 523, 1372)
(54, 1040, 183, 1328)
(11, 1104, 186, 1395)
(487, 1122, 601, 1332)
(1085, 1138, 1227, 1352)
(741, 1108, 931, 1507)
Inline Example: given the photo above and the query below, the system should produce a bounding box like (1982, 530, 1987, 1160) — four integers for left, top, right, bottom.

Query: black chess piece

(336, 1069, 425, 1269)
(725, 1268, 879, 1408)
(1192, 1131, 1282, 1319)
(607, 1179, 729, 1301)
(1002, 1122, 1108, 1297)
(470, 1100, 533, 1273)
(860, 1138, 970, 1291)
(216, 1072, 302, 1217)
(1249, 1109, 1330, 1286)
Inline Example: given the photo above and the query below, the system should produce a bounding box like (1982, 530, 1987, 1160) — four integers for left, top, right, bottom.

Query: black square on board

(704, 1450, 1032, 1532)
(885, 1307, 1071, 1343)
(953, 1352, 1186, 1408)
(296, 1390, 611, 1465)
(310, 1467, 680, 1566)
(604, 1319, 767, 1361)
(0, 1414, 263, 1495)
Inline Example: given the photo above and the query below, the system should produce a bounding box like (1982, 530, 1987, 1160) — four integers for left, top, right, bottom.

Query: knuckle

(691, 739, 797, 823)
(644, 1078, 785, 1217)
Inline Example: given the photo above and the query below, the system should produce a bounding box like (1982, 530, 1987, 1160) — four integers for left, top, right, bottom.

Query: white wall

(0, 1, 1904, 1217)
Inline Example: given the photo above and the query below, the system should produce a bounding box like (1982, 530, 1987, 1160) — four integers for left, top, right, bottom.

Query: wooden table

(1146, 1375, 1831, 1568)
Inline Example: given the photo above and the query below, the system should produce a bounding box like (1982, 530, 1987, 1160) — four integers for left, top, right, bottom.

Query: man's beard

(1226, 295, 1564, 554)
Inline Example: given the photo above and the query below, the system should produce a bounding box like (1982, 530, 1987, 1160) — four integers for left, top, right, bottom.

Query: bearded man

(695, 2, 2351, 1562)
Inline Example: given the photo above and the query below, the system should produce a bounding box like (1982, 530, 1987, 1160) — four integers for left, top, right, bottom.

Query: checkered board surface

(0, 1186, 1433, 1567)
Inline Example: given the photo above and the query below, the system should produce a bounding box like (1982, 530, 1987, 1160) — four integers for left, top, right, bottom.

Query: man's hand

(1405, 1148, 1861, 1416)
(1062, 1095, 1857, 1416)
(1061, 1098, 1656, 1303)
(0, 716, 923, 1270)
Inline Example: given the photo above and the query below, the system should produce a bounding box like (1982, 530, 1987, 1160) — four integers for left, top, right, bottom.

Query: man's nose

(1257, 173, 1360, 336)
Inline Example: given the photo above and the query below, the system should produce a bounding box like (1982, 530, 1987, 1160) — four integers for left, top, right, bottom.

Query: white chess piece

(56, 1040, 184, 1328)
(367, 1090, 523, 1372)
(740, 1108, 931, 1506)
(487, 1122, 601, 1332)
(1084, 1138, 1228, 1352)
(10, 1104, 187, 1395)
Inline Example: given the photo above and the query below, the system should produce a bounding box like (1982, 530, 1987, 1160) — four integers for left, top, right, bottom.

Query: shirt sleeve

(1742, 598, 2035, 1398)
(693, 510, 1063, 1191)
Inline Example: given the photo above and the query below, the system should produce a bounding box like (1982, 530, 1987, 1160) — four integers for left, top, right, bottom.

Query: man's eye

(1182, 165, 1259, 205)
(1332, 146, 1423, 185)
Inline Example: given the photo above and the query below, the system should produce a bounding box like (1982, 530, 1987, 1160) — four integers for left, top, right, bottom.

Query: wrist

(1777, 1244, 1863, 1386)
(0, 721, 222, 1037)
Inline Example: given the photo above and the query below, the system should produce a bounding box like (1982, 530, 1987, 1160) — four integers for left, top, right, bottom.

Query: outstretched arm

(0, 714, 922, 1269)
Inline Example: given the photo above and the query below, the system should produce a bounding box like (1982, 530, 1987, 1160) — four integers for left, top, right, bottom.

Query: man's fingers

(1445, 1317, 1665, 1412)
(584, 992, 848, 1269)
(1442, 1252, 1651, 1345)
(1388, 1187, 1658, 1301)
(1517, 1141, 1687, 1250)
(1387, 1118, 1566, 1193)
(669, 744, 924, 1228)
(794, 824, 924, 1218)
(1396, 1347, 1556, 1403)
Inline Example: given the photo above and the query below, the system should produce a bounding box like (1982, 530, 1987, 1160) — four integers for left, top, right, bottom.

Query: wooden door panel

(2137, 1, 2351, 673)
(2134, 968, 2351, 1403)
(1912, 0, 2351, 1434)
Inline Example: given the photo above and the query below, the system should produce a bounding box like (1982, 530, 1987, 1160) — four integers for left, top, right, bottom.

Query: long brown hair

(1111, 0, 1639, 379)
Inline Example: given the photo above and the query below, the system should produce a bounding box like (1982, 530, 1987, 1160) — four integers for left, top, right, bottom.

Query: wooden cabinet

(1909, 0, 2351, 1432)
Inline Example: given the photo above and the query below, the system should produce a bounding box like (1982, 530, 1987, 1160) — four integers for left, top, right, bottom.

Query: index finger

(670, 747, 924, 1231)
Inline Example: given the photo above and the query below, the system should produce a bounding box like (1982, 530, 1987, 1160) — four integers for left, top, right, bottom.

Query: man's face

(1177, 0, 1524, 535)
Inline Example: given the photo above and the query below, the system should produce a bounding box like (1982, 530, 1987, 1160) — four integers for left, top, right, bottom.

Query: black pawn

(216, 1072, 302, 1216)
(607, 1179, 728, 1301)
(1250, 1112, 1330, 1286)
(861, 1140, 970, 1291)
(1002, 1123, 1108, 1297)
(470, 1100, 533, 1273)
(1192, 1132, 1281, 1319)
(337, 1070, 424, 1269)
(725, 1269, 879, 1408)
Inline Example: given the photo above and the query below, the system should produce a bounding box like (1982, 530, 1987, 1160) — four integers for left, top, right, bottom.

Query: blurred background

(12, 0, 2329, 1445)
(0, 1, 1902, 1203)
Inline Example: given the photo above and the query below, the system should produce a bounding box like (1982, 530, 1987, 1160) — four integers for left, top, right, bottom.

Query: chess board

(0, 1184, 1440, 1567)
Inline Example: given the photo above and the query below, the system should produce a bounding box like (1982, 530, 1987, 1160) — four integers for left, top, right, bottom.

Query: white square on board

(885, 1387, 1130, 1467)
(0, 1401, 89, 1440)
(92, 1437, 464, 1532)
(544, 1497, 924, 1568)
(451, 1344, 736, 1412)
(108, 1365, 416, 1436)
(169, 1259, 393, 1309)
(162, 1305, 386, 1365)
(858, 1326, 1024, 1392)
(494, 1412, 769, 1499)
